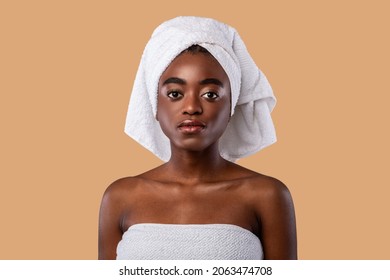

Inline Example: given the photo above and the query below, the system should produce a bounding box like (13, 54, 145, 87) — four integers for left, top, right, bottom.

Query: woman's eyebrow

(199, 78, 224, 88)
(162, 77, 186, 85)
(162, 77, 224, 88)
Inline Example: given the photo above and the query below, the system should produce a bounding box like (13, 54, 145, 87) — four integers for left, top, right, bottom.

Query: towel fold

(125, 16, 276, 161)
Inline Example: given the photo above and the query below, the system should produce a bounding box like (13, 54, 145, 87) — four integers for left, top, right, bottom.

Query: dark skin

(98, 52, 297, 260)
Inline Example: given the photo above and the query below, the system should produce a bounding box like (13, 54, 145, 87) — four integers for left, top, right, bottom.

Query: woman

(99, 16, 297, 260)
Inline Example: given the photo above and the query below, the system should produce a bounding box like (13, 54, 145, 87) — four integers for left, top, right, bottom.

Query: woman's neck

(164, 146, 230, 185)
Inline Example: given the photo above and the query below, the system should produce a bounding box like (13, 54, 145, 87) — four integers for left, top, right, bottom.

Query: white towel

(116, 223, 263, 260)
(125, 16, 276, 161)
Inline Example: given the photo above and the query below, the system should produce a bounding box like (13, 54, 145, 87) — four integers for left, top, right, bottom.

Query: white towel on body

(116, 223, 263, 260)
(125, 16, 276, 161)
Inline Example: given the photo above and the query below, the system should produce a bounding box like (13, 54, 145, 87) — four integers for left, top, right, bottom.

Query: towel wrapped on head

(125, 16, 276, 162)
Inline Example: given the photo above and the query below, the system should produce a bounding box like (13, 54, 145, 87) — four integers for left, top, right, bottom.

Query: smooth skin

(99, 52, 297, 260)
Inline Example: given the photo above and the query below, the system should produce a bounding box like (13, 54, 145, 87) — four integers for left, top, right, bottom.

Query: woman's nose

(182, 94, 203, 115)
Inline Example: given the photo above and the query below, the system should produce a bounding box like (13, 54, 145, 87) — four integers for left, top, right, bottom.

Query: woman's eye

(202, 92, 219, 100)
(167, 91, 182, 99)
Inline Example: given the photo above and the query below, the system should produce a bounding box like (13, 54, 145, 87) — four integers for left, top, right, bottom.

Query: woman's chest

(121, 182, 259, 233)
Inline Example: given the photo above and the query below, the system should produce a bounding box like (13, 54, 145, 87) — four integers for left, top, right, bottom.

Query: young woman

(99, 16, 297, 260)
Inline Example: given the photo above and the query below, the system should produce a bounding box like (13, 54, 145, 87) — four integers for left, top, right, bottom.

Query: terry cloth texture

(124, 16, 276, 161)
(116, 223, 263, 260)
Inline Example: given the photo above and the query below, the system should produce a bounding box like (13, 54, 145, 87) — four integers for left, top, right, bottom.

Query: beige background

(1, 0, 389, 259)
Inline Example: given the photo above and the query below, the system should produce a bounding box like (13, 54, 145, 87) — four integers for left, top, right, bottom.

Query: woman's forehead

(160, 52, 230, 84)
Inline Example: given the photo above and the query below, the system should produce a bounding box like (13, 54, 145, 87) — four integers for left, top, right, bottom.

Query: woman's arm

(255, 178, 297, 259)
(98, 182, 125, 260)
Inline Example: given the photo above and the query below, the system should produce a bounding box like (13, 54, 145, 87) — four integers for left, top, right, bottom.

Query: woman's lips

(177, 120, 206, 134)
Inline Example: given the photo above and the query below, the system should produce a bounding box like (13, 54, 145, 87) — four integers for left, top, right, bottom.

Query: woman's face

(157, 52, 231, 153)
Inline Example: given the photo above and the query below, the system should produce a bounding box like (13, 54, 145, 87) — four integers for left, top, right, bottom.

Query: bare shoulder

(98, 176, 146, 259)
(229, 163, 292, 200)
(247, 173, 292, 203)
(244, 173, 294, 212)
(230, 164, 295, 220)
(101, 176, 146, 211)
(237, 169, 297, 259)
(103, 176, 136, 197)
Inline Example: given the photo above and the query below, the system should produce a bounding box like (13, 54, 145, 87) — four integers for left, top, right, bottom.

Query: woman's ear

(154, 98, 158, 121)
(228, 91, 232, 122)
(156, 86, 161, 121)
